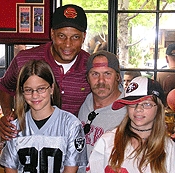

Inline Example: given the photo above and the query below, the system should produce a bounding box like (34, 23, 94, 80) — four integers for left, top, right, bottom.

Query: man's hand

(0, 112, 17, 141)
(0, 90, 16, 140)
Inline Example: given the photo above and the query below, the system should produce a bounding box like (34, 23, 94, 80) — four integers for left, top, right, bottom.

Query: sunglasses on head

(84, 111, 99, 135)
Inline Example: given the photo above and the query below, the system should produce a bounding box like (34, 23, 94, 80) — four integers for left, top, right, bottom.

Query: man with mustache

(78, 50, 126, 160)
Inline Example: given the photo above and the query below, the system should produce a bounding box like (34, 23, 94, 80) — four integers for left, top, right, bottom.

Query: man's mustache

(93, 83, 110, 89)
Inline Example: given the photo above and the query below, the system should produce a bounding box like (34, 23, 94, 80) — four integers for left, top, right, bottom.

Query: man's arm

(0, 90, 17, 140)
(5, 167, 17, 173)
(63, 166, 78, 173)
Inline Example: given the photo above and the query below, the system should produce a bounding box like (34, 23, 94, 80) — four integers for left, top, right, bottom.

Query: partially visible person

(0, 4, 91, 141)
(0, 45, 26, 77)
(14, 44, 26, 57)
(157, 43, 175, 99)
(88, 76, 175, 173)
(78, 50, 126, 160)
(0, 60, 87, 173)
(87, 34, 107, 54)
(0, 55, 5, 77)
(123, 71, 141, 89)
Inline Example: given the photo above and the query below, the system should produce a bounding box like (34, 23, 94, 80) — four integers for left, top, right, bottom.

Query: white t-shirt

(55, 56, 77, 74)
(0, 106, 87, 173)
(88, 128, 175, 173)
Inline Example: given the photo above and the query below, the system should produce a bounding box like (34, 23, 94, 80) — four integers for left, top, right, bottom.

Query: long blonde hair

(15, 60, 61, 131)
(109, 96, 168, 173)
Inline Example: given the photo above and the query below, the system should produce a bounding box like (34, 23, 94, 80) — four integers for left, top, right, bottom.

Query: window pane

(0, 44, 5, 77)
(159, 13, 175, 50)
(0, 44, 5, 67)
(120, 0, 157, 10)
(62, 0, 108, 10)
(118, 13, 157, 69)
(84, 13, 108, 53)
(160, 1, 175, 11)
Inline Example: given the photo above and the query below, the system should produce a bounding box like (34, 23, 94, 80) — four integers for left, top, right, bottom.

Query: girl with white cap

(88, 76, 175, 173)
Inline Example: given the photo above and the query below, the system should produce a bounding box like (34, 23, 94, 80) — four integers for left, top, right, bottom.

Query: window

(0, 44, 5, 77)
(58, 0, 175, 94)
(0, 44, 38, 77)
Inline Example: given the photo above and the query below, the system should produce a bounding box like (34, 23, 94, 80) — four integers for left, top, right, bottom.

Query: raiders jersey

(0, 106, 87, 173)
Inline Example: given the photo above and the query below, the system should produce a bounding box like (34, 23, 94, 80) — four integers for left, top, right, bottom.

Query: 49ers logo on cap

(64, 7, 77, 19)
(126, 82, 138, 93)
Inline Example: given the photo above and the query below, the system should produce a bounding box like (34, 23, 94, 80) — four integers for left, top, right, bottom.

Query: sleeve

(0, 137, 19, 169)
(165, 139, 175, 173)
(0, 120, 19, 169)
(87, 136, 109, 173)
(64, 120, 88, 167)
(87, 131, 115, 173)
(0, 55, 19, 96)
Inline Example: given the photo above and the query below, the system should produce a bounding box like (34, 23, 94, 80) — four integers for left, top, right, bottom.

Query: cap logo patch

(126, 82, 138, 93)
(152, 90, 159, 97)
(64, 7, 77, 19)
(92, 62, 108, 68)
(74, 137, 85, 153)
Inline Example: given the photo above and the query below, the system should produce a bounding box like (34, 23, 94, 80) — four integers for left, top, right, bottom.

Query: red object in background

(0, 0, 25, 30)
(0, 0, 51, 43)
(167, 89, 175, 112)
(105, 165, 129, 173)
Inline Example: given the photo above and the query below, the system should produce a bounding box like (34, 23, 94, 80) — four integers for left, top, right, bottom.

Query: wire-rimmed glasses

(128, 103, 157, 109)
(23, 86, 50, 95)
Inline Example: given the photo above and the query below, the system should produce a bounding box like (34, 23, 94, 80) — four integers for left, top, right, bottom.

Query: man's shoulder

(71, 49, 90, 72)
(157, 71, 174, 83)
(78, 93, 93, 118)
(77, 49, 90, 60)
(18, 42, 50, 55)
(81, 93, 93, 106)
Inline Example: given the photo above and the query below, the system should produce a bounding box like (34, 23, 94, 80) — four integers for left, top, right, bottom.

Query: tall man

(0, 4, 91, 140)
(78, 50, 126, 159)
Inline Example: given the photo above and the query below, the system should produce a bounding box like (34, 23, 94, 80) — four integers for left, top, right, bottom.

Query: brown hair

(108, 96, 168, 173)
(15, 60, 61, 131)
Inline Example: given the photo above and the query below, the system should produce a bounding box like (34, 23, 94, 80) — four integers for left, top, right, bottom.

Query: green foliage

(129, 0, 156, 10)
(62, 0, 108, 35)
(86, 13, 108, 35)
(82, 1, 108, 9)
(62, 0, 107, 9)
(128, 45, 142, 67)
(128, 43, 151, 67)
(167, 0, 175, 3)
(62, 0, 83, 6)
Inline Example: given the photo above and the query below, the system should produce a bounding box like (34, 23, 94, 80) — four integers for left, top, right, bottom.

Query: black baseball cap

(166, 43, 175, 56)
(52, 4, 87, 32)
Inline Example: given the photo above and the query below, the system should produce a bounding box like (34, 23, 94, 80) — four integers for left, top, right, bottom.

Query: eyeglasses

(23, 86, 50, 95)
(84, 111, 99, 135)
(128, 103, 157, 109)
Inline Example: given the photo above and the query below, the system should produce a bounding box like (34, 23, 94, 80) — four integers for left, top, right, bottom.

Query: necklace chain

(130, 125, 152, 132)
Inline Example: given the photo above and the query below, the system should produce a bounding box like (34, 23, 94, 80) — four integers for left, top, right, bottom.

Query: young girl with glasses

(0, 60, 87, 173)
(87, 76, 175, 173)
